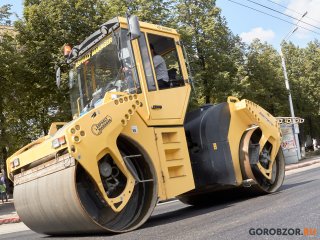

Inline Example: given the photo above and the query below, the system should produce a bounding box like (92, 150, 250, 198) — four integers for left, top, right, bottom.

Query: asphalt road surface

(1, 166, 319, 240)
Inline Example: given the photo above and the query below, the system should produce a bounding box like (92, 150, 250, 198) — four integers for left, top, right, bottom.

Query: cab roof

(67, 16, 179, 64)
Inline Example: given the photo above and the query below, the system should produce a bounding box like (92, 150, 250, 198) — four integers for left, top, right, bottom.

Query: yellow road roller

(6, 16, 284, 235)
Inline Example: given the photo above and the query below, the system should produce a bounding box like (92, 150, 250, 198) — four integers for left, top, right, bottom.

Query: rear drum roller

(239, 128, 285, 193)
(177, 128, 284, 207)
(14, 136, 158, 235)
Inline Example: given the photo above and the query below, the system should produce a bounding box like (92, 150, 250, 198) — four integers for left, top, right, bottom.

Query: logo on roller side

(91, 115, 112, 136)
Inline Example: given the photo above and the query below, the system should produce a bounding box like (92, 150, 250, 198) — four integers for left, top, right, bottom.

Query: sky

(2, 0, 23, 21)
(3, 0, 320, 48)
(216, 0, 320, 48)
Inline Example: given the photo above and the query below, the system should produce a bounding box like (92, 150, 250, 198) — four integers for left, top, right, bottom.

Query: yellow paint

(7, 16, 281, 214)
(119, 113, 193, 200)
(227, 98, 282, 184)
(48, 122, 67, 136)
(75, 53, 91, 68)
(91, 65, 96, 91)
(213, 143, 217, 150)
(64, 95, 140, 212)
(154, 127, 194, 198)
(91, 37, 112, 56)
(6, 17, 204, 210)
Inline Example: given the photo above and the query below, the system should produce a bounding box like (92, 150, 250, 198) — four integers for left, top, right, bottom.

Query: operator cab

(66, 16, 191, 125)
(68, 26, 141, 118)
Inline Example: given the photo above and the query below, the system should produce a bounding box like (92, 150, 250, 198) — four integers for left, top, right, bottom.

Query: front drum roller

(239, 128, 285, 193)
(13, 137, 158, 235)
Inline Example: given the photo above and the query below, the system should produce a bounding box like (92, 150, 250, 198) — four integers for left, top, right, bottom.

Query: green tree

(0, 4, 12, 24)
(0, 4, 13, 168)
(241, 40, 288, 115)
(14, 0, 171, 138)
(174, 0, 245, 105)
(282, 41, 320, 139)
(14, 0, 115, 138)
(0, 5, 35, 168)
(7, 0, 320, 153)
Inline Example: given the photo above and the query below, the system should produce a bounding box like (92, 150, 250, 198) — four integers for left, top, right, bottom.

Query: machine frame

(6, 16, 284, 235)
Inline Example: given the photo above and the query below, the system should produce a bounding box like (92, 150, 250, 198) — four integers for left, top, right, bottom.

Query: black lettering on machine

(91, 116, 112, 135)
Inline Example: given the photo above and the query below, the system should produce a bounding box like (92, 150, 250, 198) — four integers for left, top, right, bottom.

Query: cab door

(137, 32, 191, 125)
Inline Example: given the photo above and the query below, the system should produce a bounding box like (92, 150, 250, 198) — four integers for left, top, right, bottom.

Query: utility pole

(279, 48, 301, 160)
(279, 11, 307, 161)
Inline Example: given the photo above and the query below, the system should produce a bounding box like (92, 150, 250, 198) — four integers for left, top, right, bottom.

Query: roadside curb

(0, 216, 21, 225)
(285, 159, 320, 171)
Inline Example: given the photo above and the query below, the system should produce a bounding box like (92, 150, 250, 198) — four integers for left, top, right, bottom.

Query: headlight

(12, 158, 20, 168)
(52, 136, 67, 149)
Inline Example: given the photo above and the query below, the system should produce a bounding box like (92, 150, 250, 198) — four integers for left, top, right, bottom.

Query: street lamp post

(279, 11, 307, 161)
(279, 48, 301, 160)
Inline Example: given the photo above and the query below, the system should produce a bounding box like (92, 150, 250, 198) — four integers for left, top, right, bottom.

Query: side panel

(154, 127, 195, 198)
(148, 86, 190, 121)
(228, 103, 252, 185)
(228, 99, 282, 184)
(121, 115, 195, 200)
(120, 114, 166, 199)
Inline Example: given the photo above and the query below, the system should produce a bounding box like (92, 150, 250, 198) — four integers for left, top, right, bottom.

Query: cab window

(147, 33, 185, 90)
(138, 33, 156, 91)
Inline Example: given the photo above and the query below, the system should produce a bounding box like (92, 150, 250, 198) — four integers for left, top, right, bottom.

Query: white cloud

(240, 27, 275, 43)
(285, 0, 320, 39)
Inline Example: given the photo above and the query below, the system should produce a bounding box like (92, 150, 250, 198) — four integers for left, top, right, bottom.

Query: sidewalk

(0, 199, 20, 225)
(0, 155, 319, 226)
(285, 155, 320, 171)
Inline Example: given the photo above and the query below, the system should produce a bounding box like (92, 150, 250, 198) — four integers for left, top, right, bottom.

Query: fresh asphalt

(1, 166, 319, 240)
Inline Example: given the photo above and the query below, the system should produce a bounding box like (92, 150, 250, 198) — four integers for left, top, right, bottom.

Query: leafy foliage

(241, 40, 288, 115)
(0, 4, 12, 24)
(174, 0, 245, 104)
(1, 0, 320, 168)
(282, 41, 320, 140)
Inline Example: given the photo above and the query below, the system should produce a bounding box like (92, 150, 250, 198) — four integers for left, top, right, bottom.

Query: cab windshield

(69, 29, 140, 117)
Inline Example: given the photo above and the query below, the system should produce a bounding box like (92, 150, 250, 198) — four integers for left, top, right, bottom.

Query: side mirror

(128, 15, 141, 40)
(120, 48, 130, 60)
(56, 66, 61, 88)
(69, 70, 74, 89)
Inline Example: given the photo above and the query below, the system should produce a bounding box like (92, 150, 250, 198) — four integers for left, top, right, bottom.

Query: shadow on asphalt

(143, 187, 264, 229)
(279, 180, 315, 191)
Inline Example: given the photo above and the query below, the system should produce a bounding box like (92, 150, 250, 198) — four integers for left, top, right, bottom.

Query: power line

(225, 0, 320, 36)
(264, 0, 320, 25)
(245, 0, 320, 32)
(264, 0, 304, 16)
